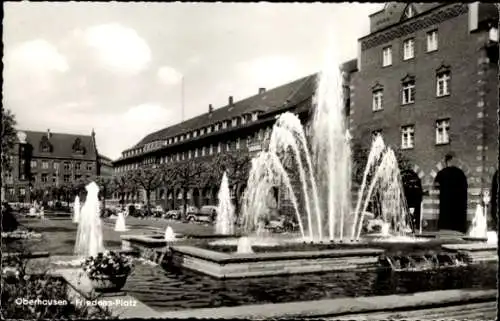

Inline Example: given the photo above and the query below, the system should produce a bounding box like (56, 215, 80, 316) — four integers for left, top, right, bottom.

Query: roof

(131, 73, 319, 149)
(16, 130, 97, 161)
(99, 154, 113, 162)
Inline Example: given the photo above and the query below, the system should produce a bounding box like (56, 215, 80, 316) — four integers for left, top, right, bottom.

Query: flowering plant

(81, 251, 133, 278)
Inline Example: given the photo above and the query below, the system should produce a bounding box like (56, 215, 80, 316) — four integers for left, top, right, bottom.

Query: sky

(3, 2, 382, 160)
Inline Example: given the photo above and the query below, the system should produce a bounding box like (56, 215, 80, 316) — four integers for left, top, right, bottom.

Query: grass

(2, 214, 216, 256)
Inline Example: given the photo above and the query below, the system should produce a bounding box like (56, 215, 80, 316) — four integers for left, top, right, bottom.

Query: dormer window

(222, 121, 228, 129)
(174, 137, 178, 143)
(252, 112, 259, 121)
(40, 135, 53, 153)
(186, 133, 191, 139)
(200, 128, 205, 135)
(403, 4, 415, 20)
(215, 123, 220, 131)
(232, 118, 238, 126)
(72, 138, 85, 154)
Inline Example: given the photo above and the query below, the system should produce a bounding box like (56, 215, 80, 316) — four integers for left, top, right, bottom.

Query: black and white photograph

(1, 2, 498, 320)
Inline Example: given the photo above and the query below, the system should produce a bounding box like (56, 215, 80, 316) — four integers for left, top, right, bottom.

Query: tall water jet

(242, 40, 411, 242)
(215, 172, 235, 235)
(469, 204, 487, 239)
(73, 196, 80, 223)
(74, 182, 105, 257)
(114, 211, 128, 232)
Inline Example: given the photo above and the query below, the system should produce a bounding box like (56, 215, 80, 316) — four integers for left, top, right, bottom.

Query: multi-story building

(99, 154, 114, 178)
(3, 129, 109, 202)
(113, 61, 356, 211)
(349, 3, 498, 232)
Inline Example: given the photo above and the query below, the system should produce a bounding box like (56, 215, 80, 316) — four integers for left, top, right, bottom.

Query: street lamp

(483, 191, 491, 227)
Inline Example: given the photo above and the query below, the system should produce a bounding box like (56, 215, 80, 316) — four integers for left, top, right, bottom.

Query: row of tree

(27, 152, 252, 219)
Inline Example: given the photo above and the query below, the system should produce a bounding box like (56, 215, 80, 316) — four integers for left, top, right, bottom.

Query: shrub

(82, 251, 134, 278)
(1, 254, 113, 320)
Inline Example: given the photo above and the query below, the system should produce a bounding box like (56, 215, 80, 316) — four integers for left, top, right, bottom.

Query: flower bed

(82, 251, 134, 292)
(1, 230, 42, 240)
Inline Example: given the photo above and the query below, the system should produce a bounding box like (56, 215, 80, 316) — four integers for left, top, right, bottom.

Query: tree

(113, 173, 132, 205)
(130, 167, 163, 216)
(169, 161, 206, 220)
(1, 109, 17, 200)
(95, 176, 113, 214)
(209, 153, 252, 216)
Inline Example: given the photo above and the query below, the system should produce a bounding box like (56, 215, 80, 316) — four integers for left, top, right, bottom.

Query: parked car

(186, 205, 213, 223)
(151, 205, 165, 217)
(164, 209, 181, 220)
(266, 215, 298, 233)
(199, 205, 218, 222)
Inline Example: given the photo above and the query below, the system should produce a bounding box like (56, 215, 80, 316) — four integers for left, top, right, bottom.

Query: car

(164, 209, 181, 220)
(266, 215, 298, 233)
(151, 205, 165, 217)
(186, 205, 217, 223)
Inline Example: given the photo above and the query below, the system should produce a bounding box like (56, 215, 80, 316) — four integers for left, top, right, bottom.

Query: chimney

(47, 129, 51, 139)
(259, 88, 266, 95)
(228, 96, 233, 106)
(208, 104, 214, 113)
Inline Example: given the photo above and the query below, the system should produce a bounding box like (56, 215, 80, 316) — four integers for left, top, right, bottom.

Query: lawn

(2, 214, 215, 255)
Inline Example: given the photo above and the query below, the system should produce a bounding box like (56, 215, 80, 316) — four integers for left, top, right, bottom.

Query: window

(236, 138, 240, 150)
(222, 121, 227, 129)
(30, 160, 37, 168)
(403, 5, 415, 19)
(401, 125, 415, 149)
(436, 72, 450, 97)
(64, 162, 70, 171)
(53, 162, 59, 170)
(403, 38, 415, 60)
(41, 174, 48, 183)
(75, 175, 82, 180)
(174, 137, 178, 143)
(194, 149, 199, 157)
(426, 30, 438, 52)
(215, 123, 220, 131)
(75, 162, 81, 170)
(52, 174, 57, 183)
(226, 142, 230, 151)
(232, 118, 238, 126)
(200, 128, 205, 135)
(42, 161, 49, 169)
(372, 89, 384, 111)
(209, 144, 213, 155)
(402, 80, 415, 104)
(207, 126, 212, 134)
(436, 119, 450, 145)
(188, 150, 192, 159)
(382, 46, 392, 66)
(489, 26, 498, 42)
(202, 147, 206, 156)
(86, 163, 93, 171)
(19, 188, 26, 196)
(217, 142, 222, 153)
(63, 175, 70, 182)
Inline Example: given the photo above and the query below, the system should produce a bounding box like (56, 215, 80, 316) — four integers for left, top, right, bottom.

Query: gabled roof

(17, 130, 97, 161)
(131, 73, 319, 149)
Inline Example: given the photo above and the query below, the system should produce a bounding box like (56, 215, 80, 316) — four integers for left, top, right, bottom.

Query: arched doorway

(490, 170, 498, 230)
(435, 166, 468, 233)
(401, 170, 423, 231)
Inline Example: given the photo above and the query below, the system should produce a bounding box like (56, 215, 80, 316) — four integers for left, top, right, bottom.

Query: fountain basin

(168, 245, 383, 279)
(441, 243, 498, 263)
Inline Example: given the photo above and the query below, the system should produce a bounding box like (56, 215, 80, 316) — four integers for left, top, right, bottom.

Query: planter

(88, 273, 129, 293)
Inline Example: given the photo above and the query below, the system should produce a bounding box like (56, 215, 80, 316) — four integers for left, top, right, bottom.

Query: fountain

(215, 172, 236, 235)
(240, 64, 412, 243)
(73, 196, 80, 223)
(468, 204, 487, 239)
(236, 236, 254, 254)
(164, 226, 176, 242)
(114, 211, 128, 232)
(74, 182, 105, 257)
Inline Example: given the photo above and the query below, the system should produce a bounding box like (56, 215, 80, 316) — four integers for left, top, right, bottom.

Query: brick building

(113, 61, 355, 211)
(349, 3, 498, 232)
(3, 129, 109, 203)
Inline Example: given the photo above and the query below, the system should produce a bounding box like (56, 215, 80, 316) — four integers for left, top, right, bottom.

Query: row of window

(372, 118, 450, 150)
(123, 111, 263, 158)
(116, 127, 273, 173)
(31, 173, 89, 183)
(381, 30, 438, 67)
(372, 70, 450, 111)
(30, 160, 94, 171)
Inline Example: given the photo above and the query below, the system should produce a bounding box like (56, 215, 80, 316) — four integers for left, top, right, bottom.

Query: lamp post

(409, 207, 415, 233)
(483, 191, 491, 229)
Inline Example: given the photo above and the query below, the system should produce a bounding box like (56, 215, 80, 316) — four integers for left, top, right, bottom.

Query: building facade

(3, 129, 109, 203)
(349, 3, 498, 232)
